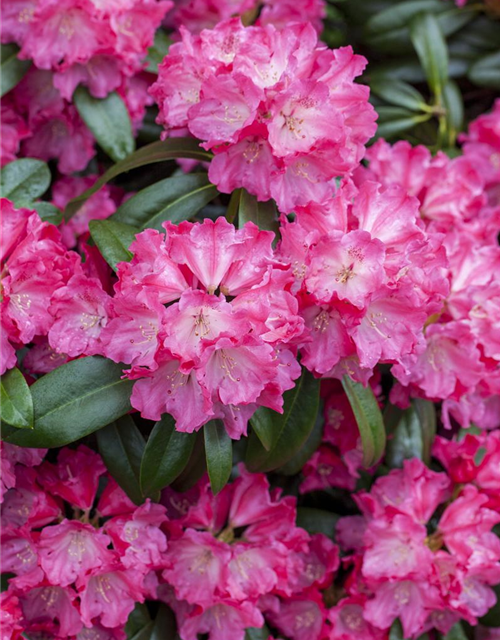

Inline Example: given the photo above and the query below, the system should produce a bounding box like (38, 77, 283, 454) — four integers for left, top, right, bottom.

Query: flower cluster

(1, 445, 338, 640)
(167, 0, 326, 34)
(99, 216, 303, 438)
(150, 18, 377, 212)
(333, 457, 500, 638)
(357, 108, 500, 429)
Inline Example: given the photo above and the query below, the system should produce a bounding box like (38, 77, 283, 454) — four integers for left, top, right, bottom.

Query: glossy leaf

(245, 627, 271, 640)
(0, 158, 51, 206)
(386, 405, 423, 469)
(296, 507, 340, 539)
(145, 30, 171, 74)
(140, 414, 196, 495)
(97, 416, 146, 505)
(414, 398, 436, 465)
(410, 13, 449, 97)
(0, 367, 33, 429)
(74, 87, 135, 162)
(277, 403, 324, 475)
(89, 219, 138, 271)
(341, 376, 386, 468)
(442, 79, 464, 145)
(64, 138, 213, 220)
(246, 369, 320, 473)
(204, 419, 232, 495)
(443, 622, 468, 640)
(249, 406, 275, 451)
(375, 106, 431, 139)
(389, 620, 405, 640)
(3, 357, 134, 448)
(370, 78, 427, 112)
(112, 173, 217, 231)
(468, 50, 500, 89)
(1, 44, 31, 98)
(33, 202, 63, 226)
(171, 431, 206, 492)
(238, 190, 280, 238)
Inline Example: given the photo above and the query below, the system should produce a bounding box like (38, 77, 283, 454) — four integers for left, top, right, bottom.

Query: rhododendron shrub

(2, 1, 500, 639)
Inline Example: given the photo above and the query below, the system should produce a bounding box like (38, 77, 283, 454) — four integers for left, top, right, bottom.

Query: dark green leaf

(474, 446, 487, 466)
(370, 78, 427, 112)
(442, 79, 464, 145)
(171, 431, 206, 492)
(410, 13, 449, 97)
(245, 627, 270, 640)
(238, 190, 279, 238)
(341, 376, 385, 468)
(366, 0, 444, 35)
(97, 417, 146, 505)
(442, 622, 468, 640)
(33, 202, 63, 226)
(150, 604, 177, 640)
(277, 403, 324, 475)
(64, 138, 213, 220)
(389, 619, 405, 640)
(3, 357, 134, 448)
(480, 583, 500, 626)
(1, 574, 14, 592)
(226, 188, 242, 224)
(89, 219, 138, 271)
(112, 173, 217, 231)
(204, 419, 232, 495)
(126, 604, 151, 639)
(0, 158, 51, 205)
(140, 414, 196, 495)
(296, 507, 340, 539)
(74, 87, 135, 162)
(468, 50, 500, 89)
(249, 407, 275, 451)
(375, 106, 431, 139)
(126, 603, 177, 640)
(1, 44, 31, 97)
(246, 369, 320, 473)
(413, 398, 436, 465)
(386, 406, 423, 468)
(145, 29, 171, 74)
(0, 367, 33, 429)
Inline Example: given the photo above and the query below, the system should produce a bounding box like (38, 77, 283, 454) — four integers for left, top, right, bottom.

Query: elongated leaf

(442, 79, 464, 145)
(64, 138, 213, 220)
(443, 622, 468, 640)
(296, 507, 340, 539)
(386, 406, 423, 469)
(410, 13, 449, 97)
(112, 173, 217, 231)
(0, 368, 33, 429)
(0, 158, 51, 205)
(341, 376, 385, 468)
(140, 414, 196, 495)
(33, 202, 63, 226)
(414, 398, 436, 465)
(246, 369, 320, 473)
(1, 44, 31, 97)
(366, 0, 444, 35)
(249, 407, 275, 451)
(89, 219, 138, 271)
(481, 584, 500, 626)
(126, 604, 151, 639)
(238, 190, 279, 237)
(245, 627, 270, 640)
(97, 417, 146, 505)
(171, 431, 206, 492)
(468, 50, 500, 89)
(375, 106, 431, 139)
(145, 30, 172, 74)
(74, 87, 135, 162)
(389, 620, 405, 640)
(204, 419, 232, 495)
(278, 403, 324, 475)
(370, 78, 427, 112)
(3, 357, 134, 448)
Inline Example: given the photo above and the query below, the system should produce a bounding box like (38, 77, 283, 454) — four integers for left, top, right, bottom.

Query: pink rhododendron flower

(151, 19, 376, 212)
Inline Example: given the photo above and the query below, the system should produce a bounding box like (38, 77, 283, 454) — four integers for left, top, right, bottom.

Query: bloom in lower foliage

(101, 216, 303, 438)
(334, 458, 500, 638)
(150, 18, 377, 213)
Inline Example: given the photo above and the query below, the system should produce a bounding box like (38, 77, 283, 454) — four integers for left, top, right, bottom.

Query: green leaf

(1, 44, 31, 97)
(97, 417, 146, 505)
(204, 419, 233, 495)
(296, 507, 340, 539)
(442, 622, 468, 640)
(112, 173, 217, 231)
(370, 78, 427, 112)
(145, 29, 172, 73)
(246, 369, 320, 473)
(0, 158, 51, 206)
(410, 13, 449, 97)
(389, 620, 405, 640)
(126, 603, 177, 640)
(1, 574, 14, 592)
(0, 367, 33, 429)
(64, 138, 213, 220)
(386, 405, 423, 468)
(442, 79, 464, 145)
(249, 407, 275, 451)
(468, 50, 500, 89)
(140, 414, 196, 496)
(89, 219, 138, 271)
(171, 431, 207, 492)
(245, 627, 270, 640)
(374, 106, 431, 140)
(74, 87, 135, 162)
(33, 202, 63, 226)
(480, 583, 500, 626)
(3, 357, 134, 448)
(341, 376, 386, 468)
(413, 398, 436, 465)
(277, 403, 324, 475)
(238, 190, 280, 237)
